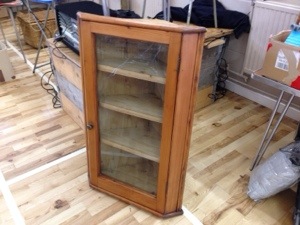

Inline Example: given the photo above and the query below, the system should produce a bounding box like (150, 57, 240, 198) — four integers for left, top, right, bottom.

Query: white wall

(219, 0, 253, 14)
(218, 0, 253, 77)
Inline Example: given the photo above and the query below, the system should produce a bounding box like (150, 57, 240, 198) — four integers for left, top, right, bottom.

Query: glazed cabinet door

(80, 18, 182, 214)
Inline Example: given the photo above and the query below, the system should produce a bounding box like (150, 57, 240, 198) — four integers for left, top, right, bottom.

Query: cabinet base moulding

(89, 183, 184, 218)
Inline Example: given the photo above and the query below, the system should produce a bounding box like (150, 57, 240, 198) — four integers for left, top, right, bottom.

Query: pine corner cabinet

(78, 13, 206, 217)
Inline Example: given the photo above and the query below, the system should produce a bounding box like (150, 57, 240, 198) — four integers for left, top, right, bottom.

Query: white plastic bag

(248, 141, 300, 201)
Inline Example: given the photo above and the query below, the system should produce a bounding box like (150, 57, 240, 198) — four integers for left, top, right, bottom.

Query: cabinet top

(77, 12, 207, 34)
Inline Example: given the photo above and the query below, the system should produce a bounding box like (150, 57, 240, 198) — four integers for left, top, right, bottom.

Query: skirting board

(226, 79, 300, 121)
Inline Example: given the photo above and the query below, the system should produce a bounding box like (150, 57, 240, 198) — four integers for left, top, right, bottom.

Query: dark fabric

(154, 0, 251, 39)
(154, 7, 187, 22)
(115, 10, 141, 18)
(0, 0, 15, 3)
(55, 1, 141, 19)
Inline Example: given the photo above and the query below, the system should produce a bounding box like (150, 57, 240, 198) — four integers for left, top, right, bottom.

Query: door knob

(86, 123, 94, 130)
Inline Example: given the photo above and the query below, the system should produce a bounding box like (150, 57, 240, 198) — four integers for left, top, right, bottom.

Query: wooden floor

(0, 15, 298, 225)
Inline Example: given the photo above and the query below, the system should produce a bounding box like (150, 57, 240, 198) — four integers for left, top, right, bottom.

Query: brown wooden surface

(173, 21, 233, 46)
(204, 28, 233, 40)
(0, 15, 297, 224)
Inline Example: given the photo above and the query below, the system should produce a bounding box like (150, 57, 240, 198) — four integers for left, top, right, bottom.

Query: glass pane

(96, 34, 168, 194)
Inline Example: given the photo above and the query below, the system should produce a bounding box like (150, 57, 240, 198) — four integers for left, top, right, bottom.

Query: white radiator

(243, 1, 299, 75)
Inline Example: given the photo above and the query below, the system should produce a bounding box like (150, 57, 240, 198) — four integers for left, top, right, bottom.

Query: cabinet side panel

(165, 33, 205, 213)
(79, 20, 99, 185)
(176, 33, 205, 209)
(155, 32, 182, 214)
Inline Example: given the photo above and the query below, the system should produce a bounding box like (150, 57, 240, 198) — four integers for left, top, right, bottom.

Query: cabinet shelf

(101, 127, 160, 162)
(100, 94, 163, 123)
(102, 164, 157, 194)
(101, 145, 158, 194)
(98, 58, 166, 84)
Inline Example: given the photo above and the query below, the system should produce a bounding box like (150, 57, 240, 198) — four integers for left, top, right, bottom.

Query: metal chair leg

(32, 3, 51, 73)
(187, 0, 193, 25)
(102, 0, 110, 16)
(6, 7, 26, 62)
(0, 23, 8, 47)
(163, 0, 170, 21)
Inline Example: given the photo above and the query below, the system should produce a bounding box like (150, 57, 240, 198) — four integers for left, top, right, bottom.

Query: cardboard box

(258, 30, 300, 89)
(0, 41, 14, 82)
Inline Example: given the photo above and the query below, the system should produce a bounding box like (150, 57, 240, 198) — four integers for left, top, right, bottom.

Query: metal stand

(250, 90, 295, 170)
(249, 72, 300, 170)
(249, 72, 300, 225)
